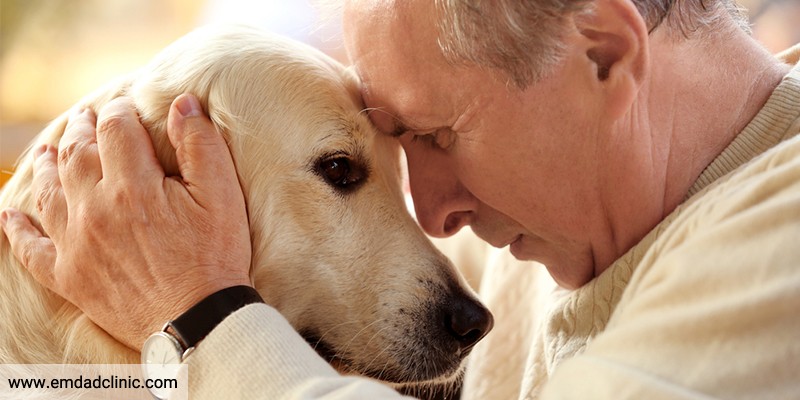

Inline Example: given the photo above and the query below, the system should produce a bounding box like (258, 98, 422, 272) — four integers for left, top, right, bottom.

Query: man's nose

(404, 148, 477, 238)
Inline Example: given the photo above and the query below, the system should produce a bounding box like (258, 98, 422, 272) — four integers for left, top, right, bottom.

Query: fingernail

(33, 145, 48, 159)
(0, 209, 9, 228)
(176, 94, 202, 117)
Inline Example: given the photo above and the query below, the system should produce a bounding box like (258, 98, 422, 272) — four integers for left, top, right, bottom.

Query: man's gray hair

(434, 0, 750, 88)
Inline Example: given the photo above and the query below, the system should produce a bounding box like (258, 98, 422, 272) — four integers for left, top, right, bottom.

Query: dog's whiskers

(315, 318, 362, 345)
(357, 335, 393, 379)
(334, 318, 388, 362)
(358, 107, 408, 130)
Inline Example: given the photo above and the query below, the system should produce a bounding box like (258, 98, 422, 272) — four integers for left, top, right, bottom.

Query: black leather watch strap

(168, 285, 264, 350)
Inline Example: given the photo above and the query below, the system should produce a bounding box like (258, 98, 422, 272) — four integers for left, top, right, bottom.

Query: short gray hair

(434, 0, 750, 88)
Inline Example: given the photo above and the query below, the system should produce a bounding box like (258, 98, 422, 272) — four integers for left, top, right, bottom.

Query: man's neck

(593, 25, 790, 275)
(646, 26, 791, 216)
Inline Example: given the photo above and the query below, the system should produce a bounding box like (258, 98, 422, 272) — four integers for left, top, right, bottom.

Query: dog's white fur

(0, 25, 487, 386)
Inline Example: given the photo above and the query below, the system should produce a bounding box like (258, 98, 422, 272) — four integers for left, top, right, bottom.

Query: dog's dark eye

(317, 156, 365, 192)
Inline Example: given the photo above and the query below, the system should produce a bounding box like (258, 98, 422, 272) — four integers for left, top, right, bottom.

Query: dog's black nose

(444, 294, 494, 353)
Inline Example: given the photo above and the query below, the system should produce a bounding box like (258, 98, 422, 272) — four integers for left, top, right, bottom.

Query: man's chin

(509, 234, 537, 260)
(544, 263, 595, 290)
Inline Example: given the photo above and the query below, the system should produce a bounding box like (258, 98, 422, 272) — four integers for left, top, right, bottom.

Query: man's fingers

(0, 208, 57, 291)
(166, 94, 244, 208)
(59, 108, 102, 195)
(95, 96, 164, 184)
(31, 145, 67, 242)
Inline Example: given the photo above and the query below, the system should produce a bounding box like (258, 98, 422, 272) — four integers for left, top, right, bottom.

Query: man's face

(343, 0, 619, 288)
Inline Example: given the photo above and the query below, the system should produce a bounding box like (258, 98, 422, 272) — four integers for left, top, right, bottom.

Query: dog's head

(124, 25, 493, 385)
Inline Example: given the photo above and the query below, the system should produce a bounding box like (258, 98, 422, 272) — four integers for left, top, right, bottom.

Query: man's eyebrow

(362, 105, 410, 138)
(389, 121, 409, 138)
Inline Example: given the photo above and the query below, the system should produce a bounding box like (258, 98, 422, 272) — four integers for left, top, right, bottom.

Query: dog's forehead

(253, 65, 373, 154)
(300, 108, 377, 157)
(138, 25, 384, 166)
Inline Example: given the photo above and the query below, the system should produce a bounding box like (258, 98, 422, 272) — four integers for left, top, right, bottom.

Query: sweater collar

(686, 46, 800, 198)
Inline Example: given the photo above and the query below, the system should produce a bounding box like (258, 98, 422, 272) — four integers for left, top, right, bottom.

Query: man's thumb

(167, 93, 213, 150)
(166, 94, 242, 205)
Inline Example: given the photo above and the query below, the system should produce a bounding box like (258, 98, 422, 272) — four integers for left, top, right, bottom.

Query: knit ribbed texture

(688, 64, 800, 197)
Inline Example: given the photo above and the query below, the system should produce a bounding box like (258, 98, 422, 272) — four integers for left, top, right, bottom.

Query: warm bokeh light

(0, 0, 344, 187)
(0, 0, 798, 188)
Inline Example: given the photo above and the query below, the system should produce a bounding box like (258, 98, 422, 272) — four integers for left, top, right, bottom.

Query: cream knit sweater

(185, 50, 800, 400)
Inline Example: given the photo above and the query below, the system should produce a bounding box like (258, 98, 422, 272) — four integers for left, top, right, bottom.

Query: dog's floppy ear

(125, 27, 245, 177)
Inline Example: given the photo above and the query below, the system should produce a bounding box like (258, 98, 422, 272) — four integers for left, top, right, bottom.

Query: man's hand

(0, 94, 252, 350)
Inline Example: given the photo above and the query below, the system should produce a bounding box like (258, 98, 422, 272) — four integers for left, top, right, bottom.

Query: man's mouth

(509, 234, 536, 260)
(509, 234, 523, 247)
(485, 234, 522, 249)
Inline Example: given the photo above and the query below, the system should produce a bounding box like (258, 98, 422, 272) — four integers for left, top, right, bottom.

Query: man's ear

(574, 0, 649, 117)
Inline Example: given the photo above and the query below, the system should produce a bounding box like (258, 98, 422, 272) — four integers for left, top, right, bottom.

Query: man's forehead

(352, 64, 376, 108)
(358, 82, 405, 136)
(356, 79, 430, 138)
(344, 0, 449, 134)
(343, 0, 400, 20)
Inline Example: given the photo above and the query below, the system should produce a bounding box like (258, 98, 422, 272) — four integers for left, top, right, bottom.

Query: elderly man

(2, 0, 798, 398)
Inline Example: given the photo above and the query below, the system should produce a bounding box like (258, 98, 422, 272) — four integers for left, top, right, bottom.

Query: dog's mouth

(299, 330, 463, 385)
(300, 332, 352, 372)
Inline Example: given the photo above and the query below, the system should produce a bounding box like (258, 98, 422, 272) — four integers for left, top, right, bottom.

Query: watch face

(141, 332, 183, 399)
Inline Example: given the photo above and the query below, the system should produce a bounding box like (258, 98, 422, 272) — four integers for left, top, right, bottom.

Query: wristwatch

(141, 285, 264, 399)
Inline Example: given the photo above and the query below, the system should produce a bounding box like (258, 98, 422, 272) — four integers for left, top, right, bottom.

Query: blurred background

(1, 0, 799, 188)
(0, 0, 345, 187)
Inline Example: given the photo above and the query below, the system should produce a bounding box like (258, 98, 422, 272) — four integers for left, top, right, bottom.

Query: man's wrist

(140, 287, 262, 400)
(167, 285, 264, 351)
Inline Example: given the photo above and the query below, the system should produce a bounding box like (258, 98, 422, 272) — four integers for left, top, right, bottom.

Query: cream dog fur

(0, 25, 493, 390)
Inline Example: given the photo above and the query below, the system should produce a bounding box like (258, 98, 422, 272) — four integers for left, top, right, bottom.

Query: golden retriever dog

(0, 24, 493, 395)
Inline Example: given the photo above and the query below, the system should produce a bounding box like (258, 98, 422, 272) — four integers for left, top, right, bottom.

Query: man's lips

(483, 232, 538, 260)
(509, 235, 525, 257)
(489, 234, 522, 249)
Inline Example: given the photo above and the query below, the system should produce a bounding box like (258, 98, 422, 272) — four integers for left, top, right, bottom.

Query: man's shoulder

(625, 133, 800, 300)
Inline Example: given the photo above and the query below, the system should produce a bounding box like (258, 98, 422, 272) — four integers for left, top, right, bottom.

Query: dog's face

(129, 26, 492, 385)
